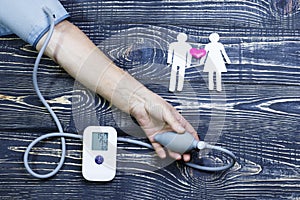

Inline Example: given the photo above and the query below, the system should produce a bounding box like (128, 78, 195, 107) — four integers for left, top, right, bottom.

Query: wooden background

(0, 0, 299, 199)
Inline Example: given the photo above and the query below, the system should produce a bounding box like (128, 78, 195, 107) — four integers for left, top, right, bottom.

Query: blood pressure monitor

(82, 126, 117, 181)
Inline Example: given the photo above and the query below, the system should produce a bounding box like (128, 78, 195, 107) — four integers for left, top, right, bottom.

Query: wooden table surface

(0, 0, 299, 199)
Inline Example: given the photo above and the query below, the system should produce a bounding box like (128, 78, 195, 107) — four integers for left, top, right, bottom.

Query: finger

(183, 154, 191, 162)
(172, 113, 199, 140)
(152, 142, 167, 159)
(167, 150, 182, 161)
(184, 121, 200, 140)
(162, 107, 185, 133)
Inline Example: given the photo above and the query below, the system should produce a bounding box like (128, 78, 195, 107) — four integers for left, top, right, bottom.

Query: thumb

(163, 109, 185, 134)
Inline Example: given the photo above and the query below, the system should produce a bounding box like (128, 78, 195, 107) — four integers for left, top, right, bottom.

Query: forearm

(3, 3, 197, 160)
(36, 20, 150, 114)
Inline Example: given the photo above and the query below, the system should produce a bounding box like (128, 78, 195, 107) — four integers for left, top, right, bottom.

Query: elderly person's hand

(128, 87, 199, 161)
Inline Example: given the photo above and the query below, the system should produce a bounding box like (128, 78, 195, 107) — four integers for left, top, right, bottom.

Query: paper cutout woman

(200, 33, 231, 92)
(167, 33, 192, 92)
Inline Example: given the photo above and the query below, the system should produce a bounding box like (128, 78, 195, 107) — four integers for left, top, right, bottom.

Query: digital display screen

(92, 132, 108, 151)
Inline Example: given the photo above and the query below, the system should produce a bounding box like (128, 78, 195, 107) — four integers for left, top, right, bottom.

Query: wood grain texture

(0, 0, 300, 199)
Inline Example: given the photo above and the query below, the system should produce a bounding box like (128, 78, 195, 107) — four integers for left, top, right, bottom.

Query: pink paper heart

(190, 48, 206, 59)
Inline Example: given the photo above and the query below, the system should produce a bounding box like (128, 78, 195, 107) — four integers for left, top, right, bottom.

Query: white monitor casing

(82, 126, 117, 181)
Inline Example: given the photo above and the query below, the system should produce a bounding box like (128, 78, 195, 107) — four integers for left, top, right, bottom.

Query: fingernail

(177, 125, 185, 133)
(176, 125, 185, 133)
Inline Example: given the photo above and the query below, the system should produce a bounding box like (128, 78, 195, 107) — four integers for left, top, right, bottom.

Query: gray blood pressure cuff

(0, 0, 69, 47)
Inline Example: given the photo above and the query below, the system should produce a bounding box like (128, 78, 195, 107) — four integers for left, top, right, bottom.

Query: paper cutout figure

(167, 33, 192, 92)
(200, 33, 231, 92)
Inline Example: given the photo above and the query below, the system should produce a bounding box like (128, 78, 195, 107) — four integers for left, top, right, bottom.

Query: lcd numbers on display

(92, 132, 108, 151)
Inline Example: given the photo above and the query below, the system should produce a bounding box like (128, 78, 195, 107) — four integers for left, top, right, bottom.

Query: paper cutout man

(200, 33, 231, 92)
(167, 33, 192, 92)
